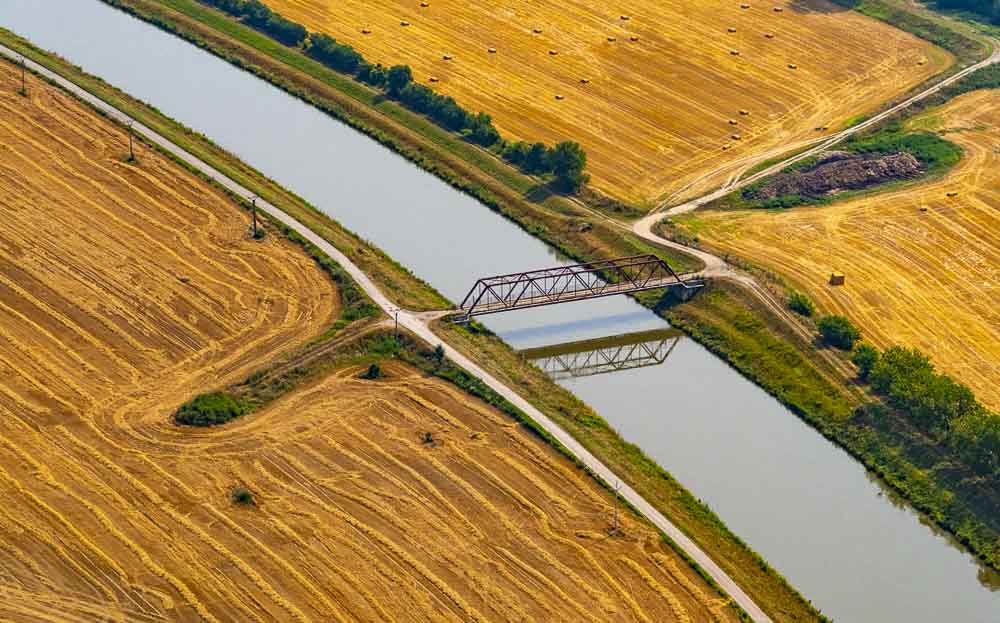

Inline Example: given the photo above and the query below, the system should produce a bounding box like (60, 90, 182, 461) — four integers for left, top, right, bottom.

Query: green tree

(852, 343, 879, 380)
(788, 290, 815, 316)
(386, 64, 413, 95)
(524, 142, 550, 173)
(548, 141, 589, 192)
(433, 344, 446, 365)
(361, 362, 382, 379)
(817, 315, 860, 350)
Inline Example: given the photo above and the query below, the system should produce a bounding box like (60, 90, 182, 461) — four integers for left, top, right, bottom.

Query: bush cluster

(201, 0, 307, 46)
(195, 0, 589, 192)
(500, 140, 589, 192)
(175, 391, 248, 426)
(817, 315, 860, 350)
(854, 346, 999, 479)
(787, 290, 815, 316)
(934, 0, 1000, 23)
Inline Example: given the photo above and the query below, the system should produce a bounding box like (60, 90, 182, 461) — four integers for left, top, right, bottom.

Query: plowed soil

(269, 0, 949, 204)
(0, 61, 736, 621)
(679, 89, 1000, 410)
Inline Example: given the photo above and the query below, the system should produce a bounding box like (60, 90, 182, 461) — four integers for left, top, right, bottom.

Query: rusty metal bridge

(519, 328, 682, 380)
(456, 254, 704, 321)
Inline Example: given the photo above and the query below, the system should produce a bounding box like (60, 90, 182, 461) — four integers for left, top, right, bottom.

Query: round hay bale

(787, 63, 797, 69)
(533, 27, 543, 34)
(774, 6, 784, 12)
(739, 109, 750, 116)
(429, 76, 439, 82)
(629, 35, 640, 42)
(361, 28, 371, 34)
(620, 15, 630, 20)
(728, 119, 738, 125)
(947, 191, 959, 197)
(607, 36, 617, 42)
(548, 49, 559, 55)
(580, 78, 590, 84)
(731, 134, 742, 140)
(555, 94, 565, 100)
(730, 49, 741, 56)
(400, 20, 410, 26)
(740, 3, 750, 8)
(488, 47, 497, 53)
(442, 54, 453, 60)
(420, 1, 429, 6)
(764, 32, 775, 39)
(728, 27, 737, 33)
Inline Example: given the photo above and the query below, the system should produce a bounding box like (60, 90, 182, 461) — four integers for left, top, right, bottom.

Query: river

(3, 1, 997, 620)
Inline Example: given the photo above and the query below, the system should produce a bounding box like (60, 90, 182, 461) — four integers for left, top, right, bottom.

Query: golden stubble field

(270, 0, 949, 204)
(678, 89, 1000, 410)
(0, 62, 737, 621)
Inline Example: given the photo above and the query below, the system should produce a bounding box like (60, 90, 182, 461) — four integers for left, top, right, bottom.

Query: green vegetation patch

(175, 391, 250, 426)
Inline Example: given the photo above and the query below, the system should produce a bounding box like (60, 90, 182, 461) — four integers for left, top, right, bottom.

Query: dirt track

(270, 0, 946, 204)
(674, 89, 1000, 410)
(0, 59, 739, 622)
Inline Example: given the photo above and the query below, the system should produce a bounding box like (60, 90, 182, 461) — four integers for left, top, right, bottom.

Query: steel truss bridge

(518, 328, 683, 380)
(457, 254, 704, 321)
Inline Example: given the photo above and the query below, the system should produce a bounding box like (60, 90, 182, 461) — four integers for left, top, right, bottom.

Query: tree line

(197, 0, 588, 192)
(853, 345, 999, 480)
(791, 291, 998, 481)
(934, 0, 1000, 22)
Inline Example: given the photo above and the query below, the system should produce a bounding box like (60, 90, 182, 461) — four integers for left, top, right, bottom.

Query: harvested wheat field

(679, 89, 1000, 410)
(271, 0, 949, 204)
(0, 61, 737, 621)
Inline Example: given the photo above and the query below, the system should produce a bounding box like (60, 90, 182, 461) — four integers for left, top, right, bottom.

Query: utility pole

(610, 480, 622, 536)
(250, 195, 259, 239)
(18, 55, 27, 97)
(394, 309, 399, 343)
(126, 120, 135, 162)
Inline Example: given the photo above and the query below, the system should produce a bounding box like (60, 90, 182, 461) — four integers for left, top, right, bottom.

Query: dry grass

(676, 89, 1000, 410)
(270, 0, 949, 204)
(0, 61, 735, 621)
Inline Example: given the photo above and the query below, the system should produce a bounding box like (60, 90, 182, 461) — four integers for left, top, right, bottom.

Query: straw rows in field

(0, 61, 735, 621)
(682, 89, 1000, 410)
(271, 0, 949, 204)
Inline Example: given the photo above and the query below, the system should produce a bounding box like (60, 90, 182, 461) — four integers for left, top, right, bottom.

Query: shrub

(360, 362, 382, 379)
(548, 141, 589, 192)
(817, 315, 860, 350)
(851, 343, 880, 380)
(386, 64, 413, 95)
(868, 346, 982, 434)
(175, 392, 248, 426)
(788, 290, 815, 316)
(231, 486, 255, 506)
(306, 34, 363, 73)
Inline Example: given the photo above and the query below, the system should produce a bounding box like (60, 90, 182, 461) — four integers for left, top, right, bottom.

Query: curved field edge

(1, 22, 829, 623)
(96, 0, 703, 272)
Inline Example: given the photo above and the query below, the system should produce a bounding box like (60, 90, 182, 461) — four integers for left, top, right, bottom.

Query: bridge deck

(457, 254, 704, 320)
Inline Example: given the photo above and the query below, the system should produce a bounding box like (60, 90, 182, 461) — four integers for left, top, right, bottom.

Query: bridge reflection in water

(517, 328, 683, 381)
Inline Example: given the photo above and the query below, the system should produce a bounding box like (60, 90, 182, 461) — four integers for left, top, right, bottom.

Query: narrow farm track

(0, 52, 756, 621)
(682, 90, 1000, 410)
(272, 0, 946, 203)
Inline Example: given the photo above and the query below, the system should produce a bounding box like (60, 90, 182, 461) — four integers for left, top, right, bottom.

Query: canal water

(4, 2, 997, 620)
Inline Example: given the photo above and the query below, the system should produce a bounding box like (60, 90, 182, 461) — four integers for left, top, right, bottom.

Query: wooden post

(19, 55, 27, 96)
(251, 196, 258, 239)
(126, 120, 135, 162)
(611, 480, 621, 536)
